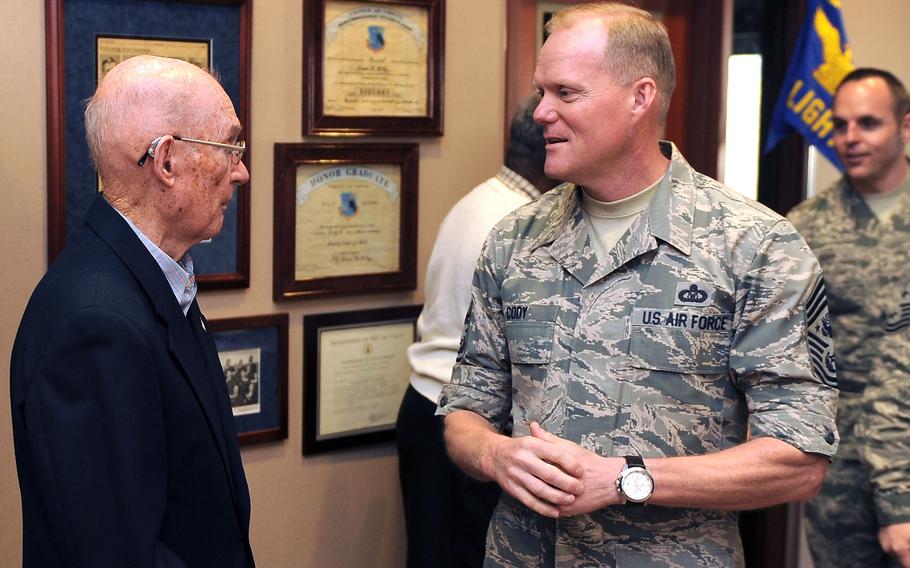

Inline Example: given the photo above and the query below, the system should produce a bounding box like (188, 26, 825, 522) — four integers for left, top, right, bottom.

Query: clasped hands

(880, 523, 910, 568)
(485, 422, 626, 518)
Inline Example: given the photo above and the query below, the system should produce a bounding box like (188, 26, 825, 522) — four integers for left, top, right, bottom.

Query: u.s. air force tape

(632, 307, 732, 332)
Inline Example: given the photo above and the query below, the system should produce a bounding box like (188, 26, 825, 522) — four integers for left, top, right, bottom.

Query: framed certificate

(303, 0, 445, 136)
(302, 305, 422, 455)
(273, 143, 418, 300)
(46, 0, 252, 290)
(209, 313, 290, 446)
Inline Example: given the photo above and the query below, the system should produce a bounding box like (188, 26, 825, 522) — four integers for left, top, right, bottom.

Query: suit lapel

(167, 305, 232, 475)
(187, 301, 241, 491)
(83, 196, 235, 489)
(189, 302, 254, 530)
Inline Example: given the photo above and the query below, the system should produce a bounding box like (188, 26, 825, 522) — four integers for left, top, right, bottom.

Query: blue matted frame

(209, 313, 289, 445)
(45, 0, 252, 290)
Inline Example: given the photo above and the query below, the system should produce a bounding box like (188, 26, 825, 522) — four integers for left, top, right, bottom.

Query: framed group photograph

(273, 142, 419, 300)
(302, 305, 422, 455)
(303, 0, 445, 136)
(209, 313, 289, 446)
(46, 0, 252, 289)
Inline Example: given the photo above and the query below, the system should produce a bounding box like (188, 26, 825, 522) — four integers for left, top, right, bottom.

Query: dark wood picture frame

(302, 305, 421, 455)
(45, 0, 253, 290)
(273, 142, 419, 300)
(303, 0, 445, 136)
(209, 313, 289, 446)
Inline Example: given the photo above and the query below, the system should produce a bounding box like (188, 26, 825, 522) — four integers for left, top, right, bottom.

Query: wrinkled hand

(487, 422, 585, 518)
(880, 523, 910, 567)
(529, 423, 625, 517)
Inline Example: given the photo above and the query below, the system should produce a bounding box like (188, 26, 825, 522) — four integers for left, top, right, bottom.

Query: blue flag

(765, 0, 853, 169)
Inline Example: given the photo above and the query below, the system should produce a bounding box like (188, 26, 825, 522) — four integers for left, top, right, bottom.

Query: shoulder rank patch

(885, 287, 910, 333)
(805, 278, 837, 387)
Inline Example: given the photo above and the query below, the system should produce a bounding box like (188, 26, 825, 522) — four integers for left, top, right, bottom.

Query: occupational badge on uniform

(367, 25, 385, 52)
(339, 192, 358, 217)
(805, 278, 837, 386)
(674, 282, 713, 306)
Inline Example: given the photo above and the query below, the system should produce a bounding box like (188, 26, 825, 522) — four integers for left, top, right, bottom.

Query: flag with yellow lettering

(765, 0, 853, 169)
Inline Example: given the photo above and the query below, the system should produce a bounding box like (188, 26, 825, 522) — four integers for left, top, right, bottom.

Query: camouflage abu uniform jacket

(789, 175, 910, 525)
(438, 142, 839, 568)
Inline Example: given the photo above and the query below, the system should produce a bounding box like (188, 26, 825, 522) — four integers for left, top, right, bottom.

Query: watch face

(622, 468, 654, 502)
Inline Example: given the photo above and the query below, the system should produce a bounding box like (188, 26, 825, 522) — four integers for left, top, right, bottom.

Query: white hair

(84, 56, 223, 180)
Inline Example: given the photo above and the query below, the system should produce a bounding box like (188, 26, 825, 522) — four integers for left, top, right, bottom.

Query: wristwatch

(616, 455, 654, 505)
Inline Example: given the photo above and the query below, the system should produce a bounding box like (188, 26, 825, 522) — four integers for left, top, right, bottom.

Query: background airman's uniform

(789, 176, 910, 568)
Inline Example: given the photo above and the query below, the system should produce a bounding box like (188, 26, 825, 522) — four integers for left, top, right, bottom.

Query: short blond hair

(546, 2, 676, 123)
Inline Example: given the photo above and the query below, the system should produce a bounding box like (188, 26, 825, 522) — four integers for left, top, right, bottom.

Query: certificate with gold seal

(273, 143, 418, 300)
(304, 0, 445, 135)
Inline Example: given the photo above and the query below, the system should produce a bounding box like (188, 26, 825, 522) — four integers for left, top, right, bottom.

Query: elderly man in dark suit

(10, 55, 254, 567)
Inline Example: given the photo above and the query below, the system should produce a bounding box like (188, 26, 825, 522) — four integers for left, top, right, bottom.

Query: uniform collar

(534, 141, 695, 259)
(649, 140, 695, 256)
(838, 163, 910, 226)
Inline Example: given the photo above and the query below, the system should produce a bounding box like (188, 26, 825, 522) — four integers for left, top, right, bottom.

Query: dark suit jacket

(10, 196, 255, 567)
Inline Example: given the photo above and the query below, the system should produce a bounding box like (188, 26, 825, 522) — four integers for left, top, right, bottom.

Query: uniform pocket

(504, 320, 555, 364)
(503, 304, 559, 365)
(629, 307, 733, 374)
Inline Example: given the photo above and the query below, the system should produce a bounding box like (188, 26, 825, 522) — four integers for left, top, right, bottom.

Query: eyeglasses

(137, 135, 246, 167)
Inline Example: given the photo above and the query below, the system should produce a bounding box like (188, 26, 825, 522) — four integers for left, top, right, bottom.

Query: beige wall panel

(0, 0, 46, 562)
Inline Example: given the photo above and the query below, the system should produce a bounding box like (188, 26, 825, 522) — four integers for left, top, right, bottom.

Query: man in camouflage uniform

(866, 330, 910, 568)
(437, 4, 839, 567)
(788, 68, 910, 568)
